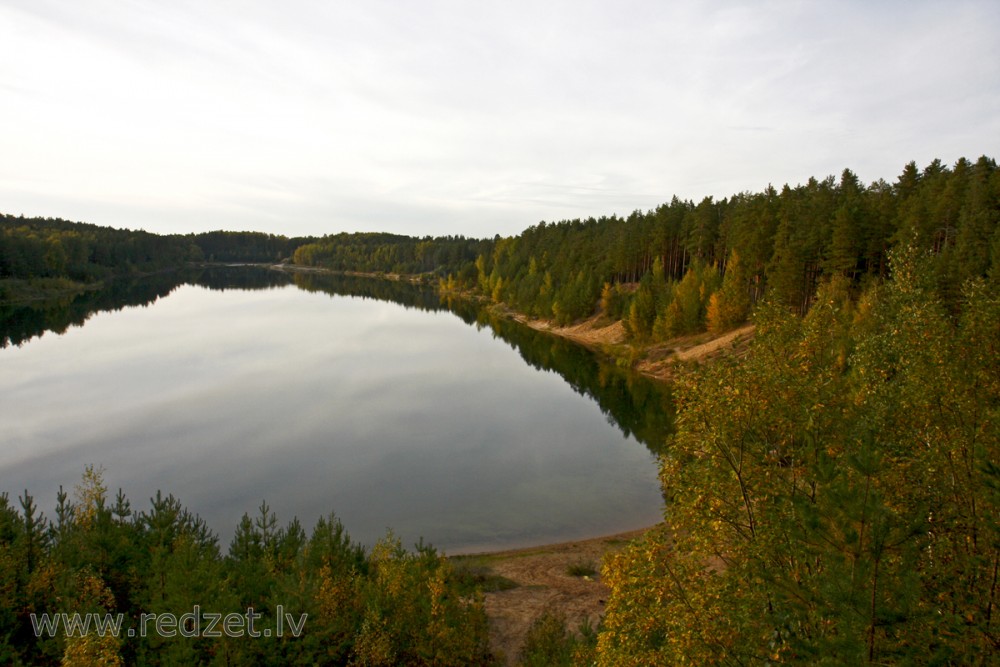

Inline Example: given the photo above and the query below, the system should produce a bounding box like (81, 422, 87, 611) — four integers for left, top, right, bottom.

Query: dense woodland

(0, 219, 315, 286)
(292, 232, 488, 282)
(597, 252, 999, 664)
(6, 157, 998, 341)
(291, 156, 1000, 339)
(2, 156, 998, 663)
(0, 215, 198, 284)
(474, 156, 999, 334)
(0, 468, 493, 665)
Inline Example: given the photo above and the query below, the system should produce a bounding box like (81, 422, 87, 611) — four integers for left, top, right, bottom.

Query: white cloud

(1, 0, 997, 238)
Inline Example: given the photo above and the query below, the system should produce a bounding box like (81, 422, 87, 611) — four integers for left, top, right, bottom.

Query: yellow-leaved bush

(596, 251, 999, 665)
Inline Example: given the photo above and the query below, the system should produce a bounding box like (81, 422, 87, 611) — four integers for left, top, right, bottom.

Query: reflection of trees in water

(1, 267, 673, 452)
(472, 311, 673, 455)
(292, 272, 674, 454)
(191, 265, 295, 291)
(0, 272, 189, 348)
(0, 267, 295, 348)
(289, 272, 449, 313)
(289, 272, 673, 453)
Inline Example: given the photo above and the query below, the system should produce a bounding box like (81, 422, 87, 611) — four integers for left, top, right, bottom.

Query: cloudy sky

(1, 0, 998, 239)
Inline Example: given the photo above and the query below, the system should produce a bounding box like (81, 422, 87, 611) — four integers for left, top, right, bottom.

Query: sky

(1, 0, 998, 239)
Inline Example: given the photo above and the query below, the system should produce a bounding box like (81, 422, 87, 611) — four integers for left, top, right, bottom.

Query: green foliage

(190, 230, 304, 263)
(622, 258, 669, 340)
(353, 536, 493, 665)
(0, 215, 199, 287)
(448, 560, 519, 596)
(5, 156, 997, 338)
(599, 281, 629, 320)
(657, 260, 720, 337)
(3, 154, 999, 663)
(553, 270, 600, 325)
(464, 156, 997, 340)
(292, 231, 488, 283)
(2, 471, 496, 666)
(624, 275, 658, 340)
(518, 610, 597, 667)
(0, 218, 313, 305)
(519, 610, 576, 667)
(565, 560, 597, 578)
(596, 252, 1000, 664)
(706, 250, 752, 333)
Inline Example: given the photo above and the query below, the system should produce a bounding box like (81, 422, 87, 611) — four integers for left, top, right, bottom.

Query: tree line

(291, 156, 1000, 340)
(0, 218, 325, 285)
(0, 467, 493, 665)
(291, 232, 489, 282)
(469, 156, 999, 334)
(7, 156, 997, 340)
(595, 250, 999, 664)
(0, 215, 199, 283)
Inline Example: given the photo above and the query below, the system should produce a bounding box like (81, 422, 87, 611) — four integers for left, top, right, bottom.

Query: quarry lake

(0, 268, 668, 553)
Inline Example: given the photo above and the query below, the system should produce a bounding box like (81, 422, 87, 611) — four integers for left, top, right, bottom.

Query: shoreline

(267, 262, 755, 384)
(450, 524, 662, 664)
(446, 524, 656, 559)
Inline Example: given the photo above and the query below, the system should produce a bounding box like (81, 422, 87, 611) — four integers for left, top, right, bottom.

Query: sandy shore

(268, 263, 755, 383)
(449, 525, 658, 664)
(514, 309, 755, 383)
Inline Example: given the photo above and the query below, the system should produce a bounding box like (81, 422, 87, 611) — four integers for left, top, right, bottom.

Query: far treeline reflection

(0, 266, 673, 455)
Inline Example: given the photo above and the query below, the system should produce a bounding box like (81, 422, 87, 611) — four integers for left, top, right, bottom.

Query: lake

(0, 268, 669, 553)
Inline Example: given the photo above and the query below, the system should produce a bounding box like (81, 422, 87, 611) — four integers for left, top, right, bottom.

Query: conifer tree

(706, 250, 751, 333)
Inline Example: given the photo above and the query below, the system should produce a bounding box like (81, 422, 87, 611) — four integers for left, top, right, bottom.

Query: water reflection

(1, 267, 671, 551)
(287, 270, 673, 455)
(3, 267, 672, 454)
(0, 272, 187, 349)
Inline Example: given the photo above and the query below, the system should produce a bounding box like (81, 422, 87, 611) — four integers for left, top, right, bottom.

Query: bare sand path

(450, 526, 656, 664)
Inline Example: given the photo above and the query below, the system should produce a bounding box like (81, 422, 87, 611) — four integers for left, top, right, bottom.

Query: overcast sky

(1, 1, 998, 239)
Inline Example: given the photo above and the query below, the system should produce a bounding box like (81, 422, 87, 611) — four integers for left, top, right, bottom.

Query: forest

(596, 253, 998, 664)
(0, 468, 493, 665)
(6, 157, 998, 339)
(0, 219, 305, 285)
(0, 215, 198, 289)
(292, 156, 1000, 340)
(1, 155, 998, 663)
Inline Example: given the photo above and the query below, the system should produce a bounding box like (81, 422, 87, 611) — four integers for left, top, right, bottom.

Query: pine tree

(706, 250, 752, 333)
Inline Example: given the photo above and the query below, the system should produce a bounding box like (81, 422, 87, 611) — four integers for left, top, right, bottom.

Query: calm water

(0, 269, 668, 553)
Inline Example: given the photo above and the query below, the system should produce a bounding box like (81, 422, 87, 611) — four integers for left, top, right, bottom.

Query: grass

(565, 559, 598, 578)
(519, 610, 599, 666)
(448, 558, 519, 596)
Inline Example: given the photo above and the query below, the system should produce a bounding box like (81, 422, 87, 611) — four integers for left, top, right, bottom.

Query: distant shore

(268, 261, 755, 384)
